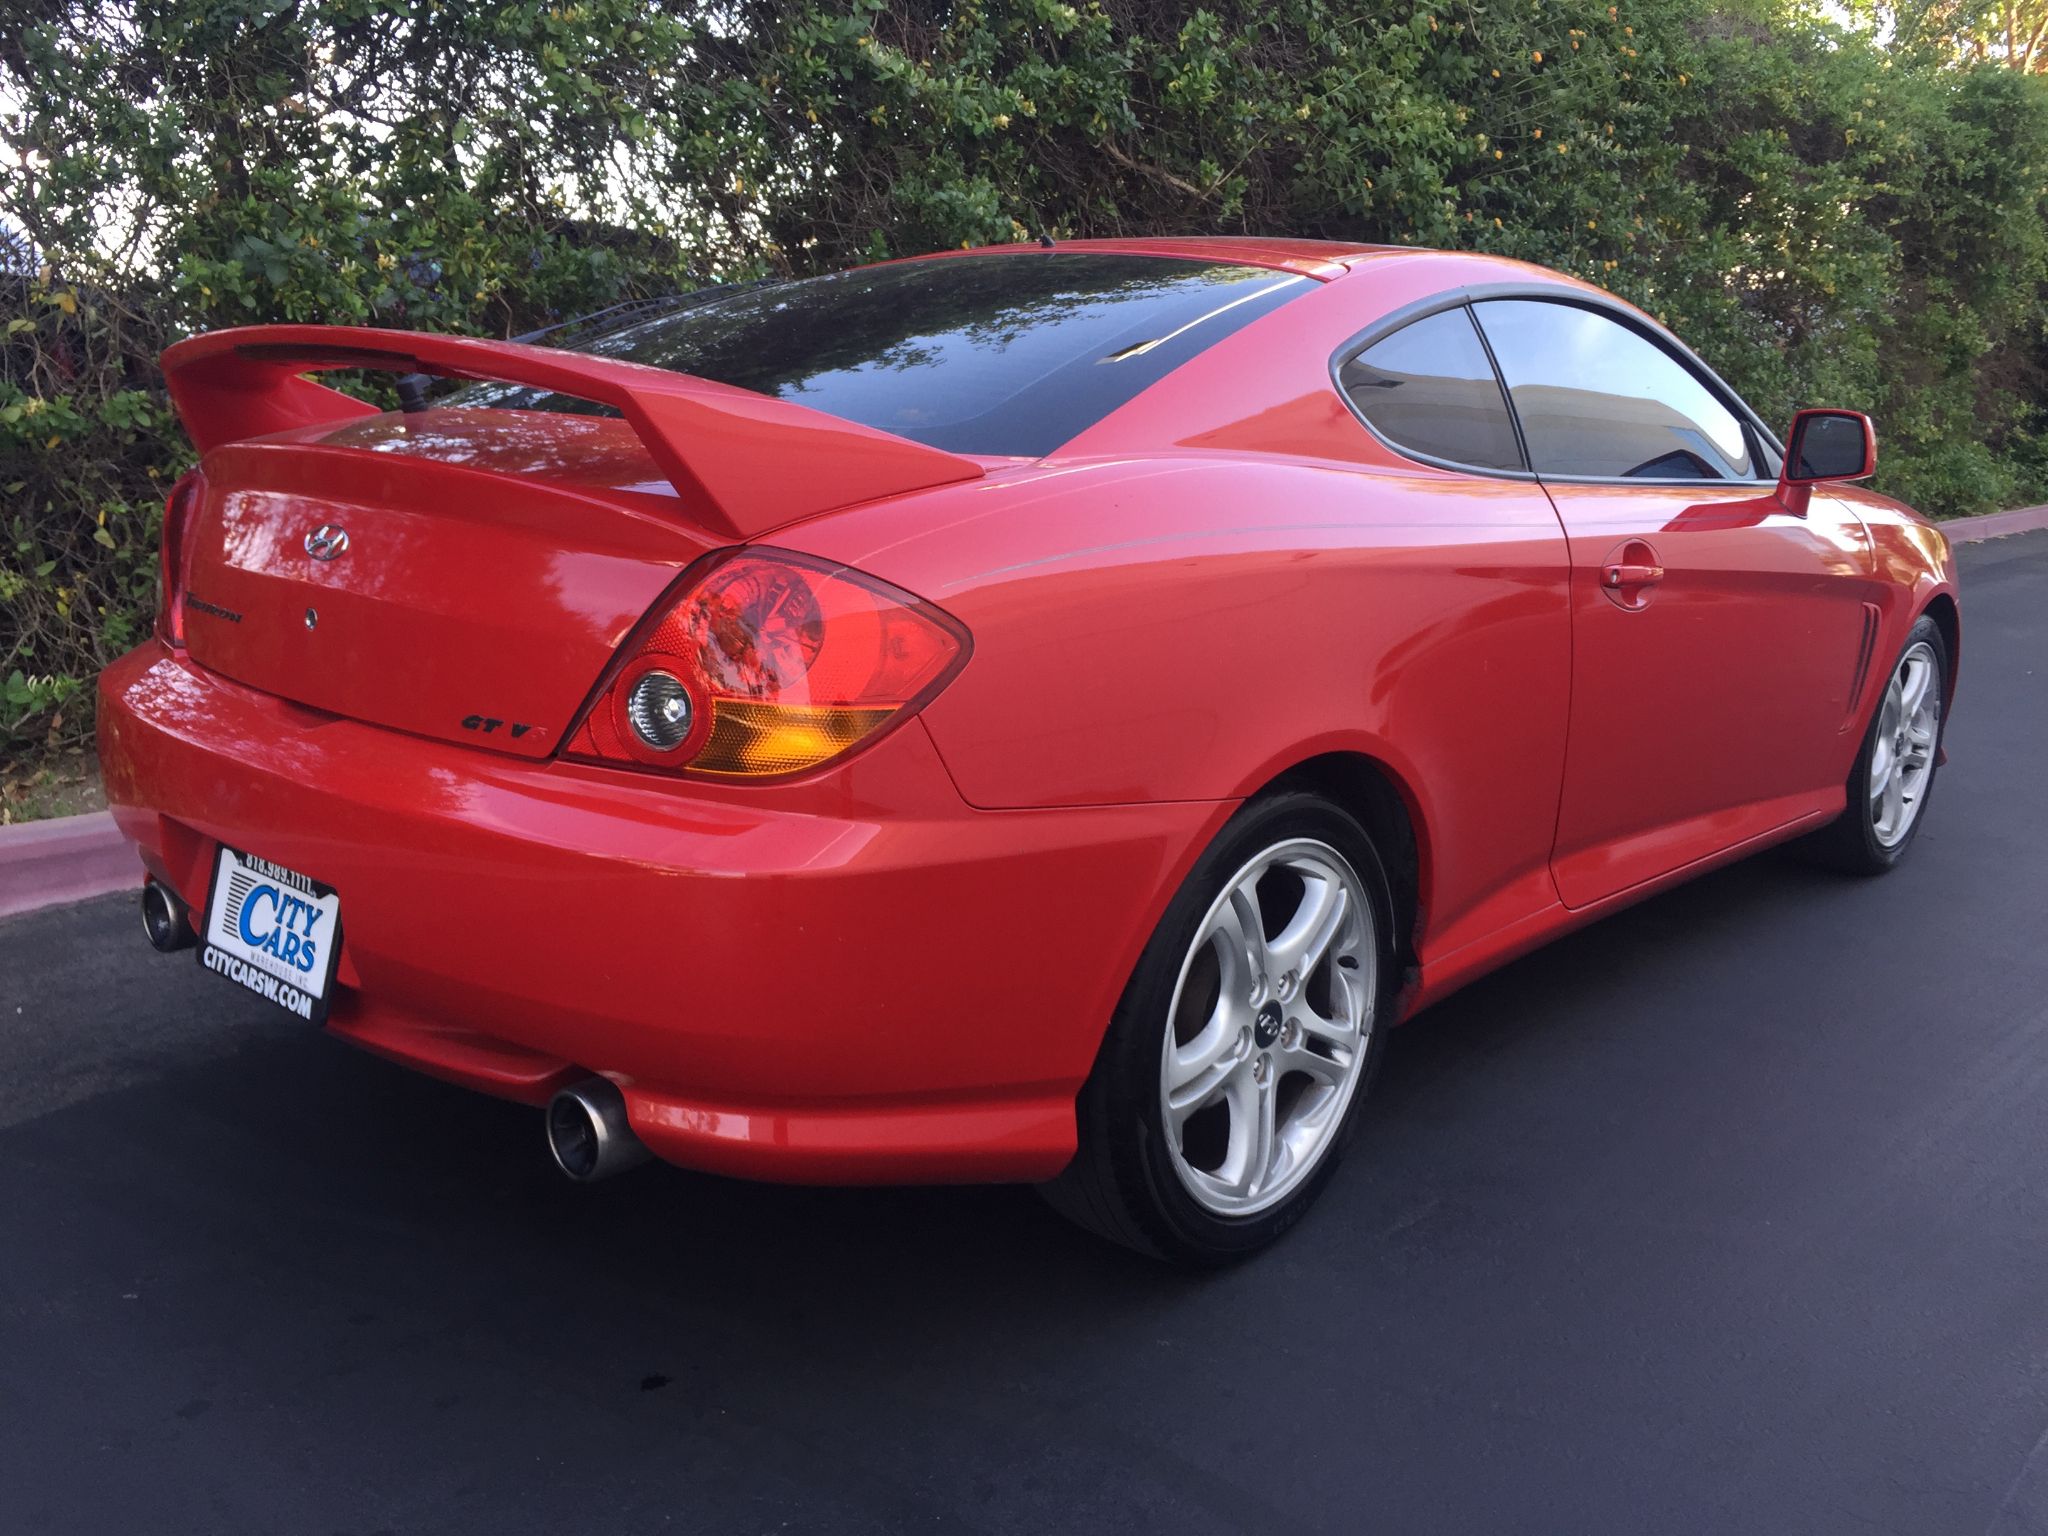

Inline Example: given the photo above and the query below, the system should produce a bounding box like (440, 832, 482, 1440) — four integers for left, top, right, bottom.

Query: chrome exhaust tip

(545, 1077, 651, 1182)
(141, 879, 195, 953)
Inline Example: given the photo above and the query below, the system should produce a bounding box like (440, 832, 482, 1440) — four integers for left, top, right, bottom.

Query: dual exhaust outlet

(139, 879, 649, 1182)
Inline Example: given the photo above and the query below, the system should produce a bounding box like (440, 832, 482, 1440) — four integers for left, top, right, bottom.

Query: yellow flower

(1491, 67, 1501, 77)
(1532, 49, 1544, 61)
(1533, 127, 1543, 138)
(1494, 148, 1504, 159)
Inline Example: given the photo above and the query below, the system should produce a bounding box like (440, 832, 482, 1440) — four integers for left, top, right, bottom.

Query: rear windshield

(449, 254, 1311, 457)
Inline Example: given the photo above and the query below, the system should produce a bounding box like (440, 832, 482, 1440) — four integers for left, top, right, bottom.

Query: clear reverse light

(626, 670, 694, 751)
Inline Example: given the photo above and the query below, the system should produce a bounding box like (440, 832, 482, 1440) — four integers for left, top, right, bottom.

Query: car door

(1470, 298, 1879, 909)
(1329, 302, 1576, 961)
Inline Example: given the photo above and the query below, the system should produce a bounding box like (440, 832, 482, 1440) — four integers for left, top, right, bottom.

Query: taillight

(154, 472, 205, 648)
(567, 548, 970, 779)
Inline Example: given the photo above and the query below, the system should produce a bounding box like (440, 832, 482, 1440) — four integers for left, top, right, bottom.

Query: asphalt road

(5, 531, 2047, 1536)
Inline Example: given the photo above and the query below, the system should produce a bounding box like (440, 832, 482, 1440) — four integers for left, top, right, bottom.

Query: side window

(1472, 299, 1757, 481)
(1338, 307, 1525, 472)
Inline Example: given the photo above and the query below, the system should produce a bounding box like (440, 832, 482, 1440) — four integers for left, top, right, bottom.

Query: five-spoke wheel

(1869, 638, 1941, 849)
(1159, 840, 1375, 1217)
(1044, 791, 1395, 1264)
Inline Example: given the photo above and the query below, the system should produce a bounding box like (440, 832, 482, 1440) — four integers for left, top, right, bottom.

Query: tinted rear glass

(452, 254, 1311, 457)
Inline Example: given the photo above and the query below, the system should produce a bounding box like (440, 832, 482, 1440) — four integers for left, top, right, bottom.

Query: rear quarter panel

(786, 454, 1573, 966)
(779, 252, 1646, 963)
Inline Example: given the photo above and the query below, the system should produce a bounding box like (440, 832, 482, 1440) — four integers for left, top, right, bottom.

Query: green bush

(5, 0, 2048, 762)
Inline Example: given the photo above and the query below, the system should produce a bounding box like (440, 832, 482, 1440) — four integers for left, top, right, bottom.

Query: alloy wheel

(1157, 838, 1377, 1217)
(1870, 639, 1941, 849)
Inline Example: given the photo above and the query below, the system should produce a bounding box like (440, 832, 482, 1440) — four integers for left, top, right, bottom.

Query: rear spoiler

(159, 324, 986, 540)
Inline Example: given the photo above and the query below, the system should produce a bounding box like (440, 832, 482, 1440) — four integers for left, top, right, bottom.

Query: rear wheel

(1804, 614, 1948, 874)
(1042, 791, 1397, 1264)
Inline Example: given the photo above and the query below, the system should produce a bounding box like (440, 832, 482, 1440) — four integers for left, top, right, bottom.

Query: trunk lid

(179, 411, 710, 759)
(157, 322, 990, 757)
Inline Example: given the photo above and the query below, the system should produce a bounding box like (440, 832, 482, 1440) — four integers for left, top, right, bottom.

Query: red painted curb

(1947, 505, 2048, 544)
(0, 811, 138, 921)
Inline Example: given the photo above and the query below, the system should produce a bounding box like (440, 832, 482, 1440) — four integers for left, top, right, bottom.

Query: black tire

(1041, 790, 1399, 1265)
(1801, 613, 1949, 875)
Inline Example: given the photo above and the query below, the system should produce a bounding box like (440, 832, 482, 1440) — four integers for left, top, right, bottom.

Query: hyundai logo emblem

(304, 524, 350, 561)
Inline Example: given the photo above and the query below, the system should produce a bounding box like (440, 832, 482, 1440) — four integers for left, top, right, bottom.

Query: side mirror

(1785, 408, 1877, 483)
(1777, 409, 1876, 515)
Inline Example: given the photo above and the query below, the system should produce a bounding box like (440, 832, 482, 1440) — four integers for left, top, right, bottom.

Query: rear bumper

(98, 643, 1227, 1183)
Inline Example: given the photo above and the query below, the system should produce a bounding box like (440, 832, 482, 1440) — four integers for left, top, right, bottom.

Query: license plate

(198, 846, 343, 1024)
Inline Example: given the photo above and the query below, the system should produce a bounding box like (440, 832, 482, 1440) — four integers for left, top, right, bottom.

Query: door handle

(1603, 561, 1664, 588)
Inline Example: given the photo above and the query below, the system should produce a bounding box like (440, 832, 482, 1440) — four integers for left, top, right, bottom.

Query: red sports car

(101, 238, 1958, 1262)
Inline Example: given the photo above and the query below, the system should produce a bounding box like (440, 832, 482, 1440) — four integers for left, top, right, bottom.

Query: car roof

(892, 237, 1597, 290)
(892, 236, 1398, 281)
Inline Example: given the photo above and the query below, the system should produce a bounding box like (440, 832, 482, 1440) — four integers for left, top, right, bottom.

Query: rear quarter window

(1338, 307, 1525, 472)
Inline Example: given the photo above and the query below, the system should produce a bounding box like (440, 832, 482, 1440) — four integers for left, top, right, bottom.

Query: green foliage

(1, 276, 173, 754)
(4, 0, 2048, 761)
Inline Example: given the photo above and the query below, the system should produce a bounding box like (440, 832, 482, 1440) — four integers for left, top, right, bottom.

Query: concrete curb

(1946, 505, 2048, 544)
(0, 811, 136, 921)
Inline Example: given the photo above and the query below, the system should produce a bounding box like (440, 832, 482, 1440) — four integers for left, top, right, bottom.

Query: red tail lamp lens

(155, 473, 205, 649)
(569, 549, 969, 778)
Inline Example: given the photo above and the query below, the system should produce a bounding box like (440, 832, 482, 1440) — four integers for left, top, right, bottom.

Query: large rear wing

(160, 324, 986, 540)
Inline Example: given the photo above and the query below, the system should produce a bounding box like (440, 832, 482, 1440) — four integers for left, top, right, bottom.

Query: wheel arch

(1920, 590, 1961, 707)
(1253, 750, 1428, 979)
